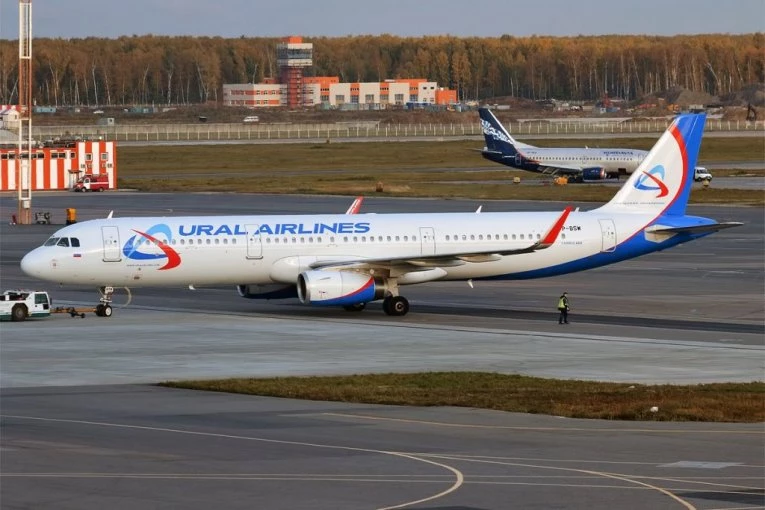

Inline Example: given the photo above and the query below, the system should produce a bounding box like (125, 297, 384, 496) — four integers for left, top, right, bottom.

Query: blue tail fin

(598, 113, 706, 217)
(479, 107, 519, 157)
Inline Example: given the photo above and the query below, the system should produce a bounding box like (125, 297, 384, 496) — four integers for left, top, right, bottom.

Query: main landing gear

(382, 295, 409, 317)
(340, 277, 410, 317)
(342, 296, 409, 316)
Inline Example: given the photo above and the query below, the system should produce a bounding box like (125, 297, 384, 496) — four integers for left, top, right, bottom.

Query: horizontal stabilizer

(481, 149, 514, 159)
(645, 222, 743, 235)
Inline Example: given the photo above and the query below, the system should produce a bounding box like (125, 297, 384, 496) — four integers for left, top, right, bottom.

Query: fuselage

(21, 210, 697, 288)
(482, 147, 648, 176)
(517, 147, 647, 174)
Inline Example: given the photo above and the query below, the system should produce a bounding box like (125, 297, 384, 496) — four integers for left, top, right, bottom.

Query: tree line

(0, 33, 762, 107)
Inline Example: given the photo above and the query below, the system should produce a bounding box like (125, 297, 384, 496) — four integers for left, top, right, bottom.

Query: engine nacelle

(582, 167, 607, 181)
(297, 271, 387, 306)
(237, 284, 297, 300)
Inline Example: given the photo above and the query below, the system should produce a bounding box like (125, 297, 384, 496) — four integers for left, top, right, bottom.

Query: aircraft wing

(309, 207, 572, 273)
(532, 164, 609, 181)
(537, 164, 584, 176)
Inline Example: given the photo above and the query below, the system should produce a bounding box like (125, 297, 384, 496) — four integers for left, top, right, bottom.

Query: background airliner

(21, 114, 739, 318)
(479, 107, 648, 182)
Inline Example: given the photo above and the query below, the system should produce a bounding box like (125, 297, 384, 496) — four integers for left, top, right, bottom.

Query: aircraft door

(245, 224, 263, 259)
(419, 227, 435, 256)
(101, 226, 122, 262)
(598, 219, 617, 253)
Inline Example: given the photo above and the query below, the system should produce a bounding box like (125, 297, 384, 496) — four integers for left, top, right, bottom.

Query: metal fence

(29, 119, 765, 143)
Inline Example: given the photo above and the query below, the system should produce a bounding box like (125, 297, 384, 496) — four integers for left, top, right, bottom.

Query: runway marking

(374, 453, 463, 510)
(413, 453, 765, 470)
(321, 412, 765, 434)
(618, 475, 764, 491)
(660, 461, 743, 469)
(0, 473, 457, 483)
(703, 507, 765, 510)
(422, 453, 698, 510)
(1, 414, 463, 510)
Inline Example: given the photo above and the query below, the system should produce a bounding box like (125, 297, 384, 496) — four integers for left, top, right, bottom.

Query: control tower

(277, 36, 312, 109)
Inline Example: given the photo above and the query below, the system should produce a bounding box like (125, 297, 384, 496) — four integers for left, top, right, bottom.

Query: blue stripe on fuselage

(483, 228, 710, 281)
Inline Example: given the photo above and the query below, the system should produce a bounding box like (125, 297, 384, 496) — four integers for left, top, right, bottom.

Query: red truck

(72, 174, 109, 192)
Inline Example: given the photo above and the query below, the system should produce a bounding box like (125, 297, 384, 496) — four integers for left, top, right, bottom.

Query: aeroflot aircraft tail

(478, 107, 534, 157)
(19, 113, 741, 318)
(480, 107, 519, 156)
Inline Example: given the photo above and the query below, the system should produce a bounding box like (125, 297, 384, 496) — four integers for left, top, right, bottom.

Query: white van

(694, 167, 713, 182)
(243, 115, 260, 123)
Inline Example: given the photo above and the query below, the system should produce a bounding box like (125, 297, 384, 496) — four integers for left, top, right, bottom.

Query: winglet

(537, 206, 573, 249)
(345, 196, 363, 215)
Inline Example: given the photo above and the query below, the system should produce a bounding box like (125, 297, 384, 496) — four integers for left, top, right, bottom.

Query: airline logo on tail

(633, 165, 669, 198)
(480, 119, 512, 144)
(122, 224, 182, 270)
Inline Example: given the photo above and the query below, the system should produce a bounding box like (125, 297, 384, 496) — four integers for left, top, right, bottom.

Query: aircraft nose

(20, 248, 48, 279)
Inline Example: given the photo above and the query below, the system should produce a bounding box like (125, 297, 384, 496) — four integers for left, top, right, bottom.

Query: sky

(0, 0, 763, 39)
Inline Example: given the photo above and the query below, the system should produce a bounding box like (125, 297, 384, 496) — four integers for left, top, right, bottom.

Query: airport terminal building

(223, 36, 457, 109)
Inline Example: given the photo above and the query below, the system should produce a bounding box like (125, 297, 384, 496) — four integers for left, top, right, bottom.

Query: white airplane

(480, 107, 648, 181)
(21, 113, 740, 318)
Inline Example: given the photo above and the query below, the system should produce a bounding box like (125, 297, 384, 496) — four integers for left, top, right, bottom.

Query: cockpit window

(71, 238, 80, 247)
(57, 238, 70, 247)
(44, 237, 59, 246)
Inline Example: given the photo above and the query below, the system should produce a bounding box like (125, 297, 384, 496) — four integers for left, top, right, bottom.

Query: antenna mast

(17, 0, 32, 224)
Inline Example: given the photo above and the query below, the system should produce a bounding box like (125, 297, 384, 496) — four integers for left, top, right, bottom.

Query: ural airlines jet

(480, 107, 648, 182)
(21, 114, 739, 317)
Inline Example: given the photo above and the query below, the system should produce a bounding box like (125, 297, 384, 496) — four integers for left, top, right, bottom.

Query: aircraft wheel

(343, 303, 366, 312)
(11, 304, 27, 322)
(384, 296, 409, 317)
(382, 296, 391, 315)
(102, 305, 113, 318)
(95, 304, 105, 317)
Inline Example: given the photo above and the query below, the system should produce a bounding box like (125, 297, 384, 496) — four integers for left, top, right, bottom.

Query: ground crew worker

(558, 292, 570, 324)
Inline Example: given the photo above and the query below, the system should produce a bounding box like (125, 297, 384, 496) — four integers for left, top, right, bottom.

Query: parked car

(243, 115, 260, 123)
(694, 167, 713, 182)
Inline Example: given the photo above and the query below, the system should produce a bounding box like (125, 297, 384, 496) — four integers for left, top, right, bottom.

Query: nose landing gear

(93, 286, 131, 317)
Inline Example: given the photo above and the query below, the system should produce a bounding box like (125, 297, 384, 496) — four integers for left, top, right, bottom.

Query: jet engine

(237, 284, 298, 300)
(582, 167, 607, 180)
(297, 271, 387, 306)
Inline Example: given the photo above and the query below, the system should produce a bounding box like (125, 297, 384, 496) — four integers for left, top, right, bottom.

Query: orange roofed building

(223, 37, 457, 109)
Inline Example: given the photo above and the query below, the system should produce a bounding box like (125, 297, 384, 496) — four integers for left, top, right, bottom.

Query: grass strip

(160, 372, 765, 423)
(119, 138, 764, 176)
